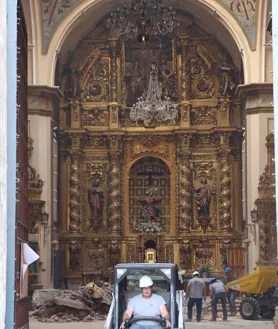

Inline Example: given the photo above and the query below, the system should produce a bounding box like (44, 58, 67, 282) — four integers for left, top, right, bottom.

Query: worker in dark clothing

(209, 277, 228, 321)
(223, 266, 237, 316)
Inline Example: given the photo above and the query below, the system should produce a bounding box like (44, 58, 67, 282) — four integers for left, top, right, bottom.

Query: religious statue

(159, 53, 177, 100)
(125, 59, 145, 105)
(139, 187, 161, 221)
(194, 178, 212, 218)
(88, 179, 104, 219)
(219, 58, 236, 96)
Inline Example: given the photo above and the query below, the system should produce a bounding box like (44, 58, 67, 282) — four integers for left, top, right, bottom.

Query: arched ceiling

(55, 0, 244, 71)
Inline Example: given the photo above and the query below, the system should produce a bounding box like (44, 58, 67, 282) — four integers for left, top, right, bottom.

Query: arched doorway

(129, 157, 171, 234)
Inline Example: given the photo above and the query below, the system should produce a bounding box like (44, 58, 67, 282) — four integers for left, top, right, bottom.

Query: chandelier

(130, 64, 177, 125)
(107, 0, 179, 43)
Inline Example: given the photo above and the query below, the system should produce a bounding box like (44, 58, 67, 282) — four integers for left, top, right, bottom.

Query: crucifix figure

(138, 166, 164, 185)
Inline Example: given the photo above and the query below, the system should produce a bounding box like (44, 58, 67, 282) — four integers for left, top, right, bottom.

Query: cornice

(236, 83, 273, 99)
(28, 85, 63, 101)
(28, 85, 63, 118)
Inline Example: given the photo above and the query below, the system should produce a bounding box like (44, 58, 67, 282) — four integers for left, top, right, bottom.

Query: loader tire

(260, 308, 275, 319)
(239, 297, 260, 320)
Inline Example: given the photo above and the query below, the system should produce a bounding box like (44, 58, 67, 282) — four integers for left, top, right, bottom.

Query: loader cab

(105, 263, 184, 329)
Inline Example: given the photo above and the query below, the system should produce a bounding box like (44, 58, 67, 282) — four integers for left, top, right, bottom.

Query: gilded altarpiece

(58, 18, 244, 286)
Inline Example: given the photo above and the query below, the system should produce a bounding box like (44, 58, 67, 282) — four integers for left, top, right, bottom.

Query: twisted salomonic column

(179, 157, 191, 232)
(69, 153, 81, 232)
(220, 159, 232, 230)
(108, 153, 121, 233)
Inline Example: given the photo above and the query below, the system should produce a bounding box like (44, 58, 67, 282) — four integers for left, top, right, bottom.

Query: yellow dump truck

(226, 266, 278, 320)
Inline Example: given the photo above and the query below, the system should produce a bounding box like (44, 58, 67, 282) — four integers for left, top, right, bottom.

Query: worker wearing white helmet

(186, 271, 206, 322)
(119, 275, 171, 329)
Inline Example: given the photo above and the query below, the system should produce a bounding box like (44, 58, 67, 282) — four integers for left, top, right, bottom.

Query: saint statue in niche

(88, 179, 104, 219)
(139, 187, 161, 221)
(194, 178, 212, 218)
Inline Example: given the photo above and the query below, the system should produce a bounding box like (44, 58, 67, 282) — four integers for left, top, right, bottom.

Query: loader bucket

(226, 266, 278, 294)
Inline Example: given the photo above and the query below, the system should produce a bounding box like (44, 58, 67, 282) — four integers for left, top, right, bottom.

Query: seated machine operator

(120, 275, 171, 329)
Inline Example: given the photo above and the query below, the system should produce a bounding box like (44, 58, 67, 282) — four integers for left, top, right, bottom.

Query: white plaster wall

(246, 112, 274, 270)
(0, 1, 7, 326)
(29, 115, 52, 288)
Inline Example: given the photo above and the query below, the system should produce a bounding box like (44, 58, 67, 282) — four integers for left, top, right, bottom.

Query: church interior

(20, 0, 276, 298)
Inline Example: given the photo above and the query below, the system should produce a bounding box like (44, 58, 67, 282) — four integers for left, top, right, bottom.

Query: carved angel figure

(194, 178, 212, 218)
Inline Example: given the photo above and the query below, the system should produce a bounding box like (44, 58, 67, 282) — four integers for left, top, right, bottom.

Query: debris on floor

(31, 282, 113, 323)
(184, 297, 241, 320)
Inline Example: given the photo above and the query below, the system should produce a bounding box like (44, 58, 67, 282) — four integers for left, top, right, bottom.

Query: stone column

(237, 84, 273, 269)
(28, 85, 62, 288)
(273, 0, 278, 276)
(0, 1, 7, 324)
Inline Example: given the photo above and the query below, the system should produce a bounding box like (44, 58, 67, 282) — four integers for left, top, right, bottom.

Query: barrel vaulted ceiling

(40, 0, 257, 53)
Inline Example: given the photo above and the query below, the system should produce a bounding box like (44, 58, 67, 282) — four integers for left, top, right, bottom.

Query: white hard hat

(192, 271, 200, 277)
(139, 275, 154, 288)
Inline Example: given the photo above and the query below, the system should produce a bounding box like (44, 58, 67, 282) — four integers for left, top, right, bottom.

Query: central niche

(129, 157, 170, 234)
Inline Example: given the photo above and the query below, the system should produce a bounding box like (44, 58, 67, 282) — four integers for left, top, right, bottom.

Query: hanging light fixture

(130, 63, 177, 125)
(107, 0, 179, 44)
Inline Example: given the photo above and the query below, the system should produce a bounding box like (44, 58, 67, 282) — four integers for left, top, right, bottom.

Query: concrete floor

(29, 317, 274, 329)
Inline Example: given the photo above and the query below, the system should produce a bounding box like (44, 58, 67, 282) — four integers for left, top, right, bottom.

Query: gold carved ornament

(219, 159, 232, 231)
(220, 239, 232, 268)
(69, 154, 82, 232)
(180, 240, 192, 270)
(179, 158, 191, 232)
(145, 248, 156, 263)
(131, 136, 169, 161)
(191, 106, 217, 125)
(81, 59, 109, 102)
(69, 240, 81, 271)
(108, 154, 121, 233)
(190, 57, 216, 99)
(82, 108, 109, 126)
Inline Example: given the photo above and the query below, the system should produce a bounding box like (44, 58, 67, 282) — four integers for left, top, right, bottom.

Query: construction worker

(209, 277, 228, 321)
(186, 271, 206, 322)
(223, 266, 237, 316)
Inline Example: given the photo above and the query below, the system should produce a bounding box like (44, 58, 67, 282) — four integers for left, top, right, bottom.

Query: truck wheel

(239, 297, 260, 320)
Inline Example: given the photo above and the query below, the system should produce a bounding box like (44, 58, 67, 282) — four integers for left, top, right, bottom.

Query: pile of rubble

(31, 282, 113, 323)
(184, 297, 241, 321)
